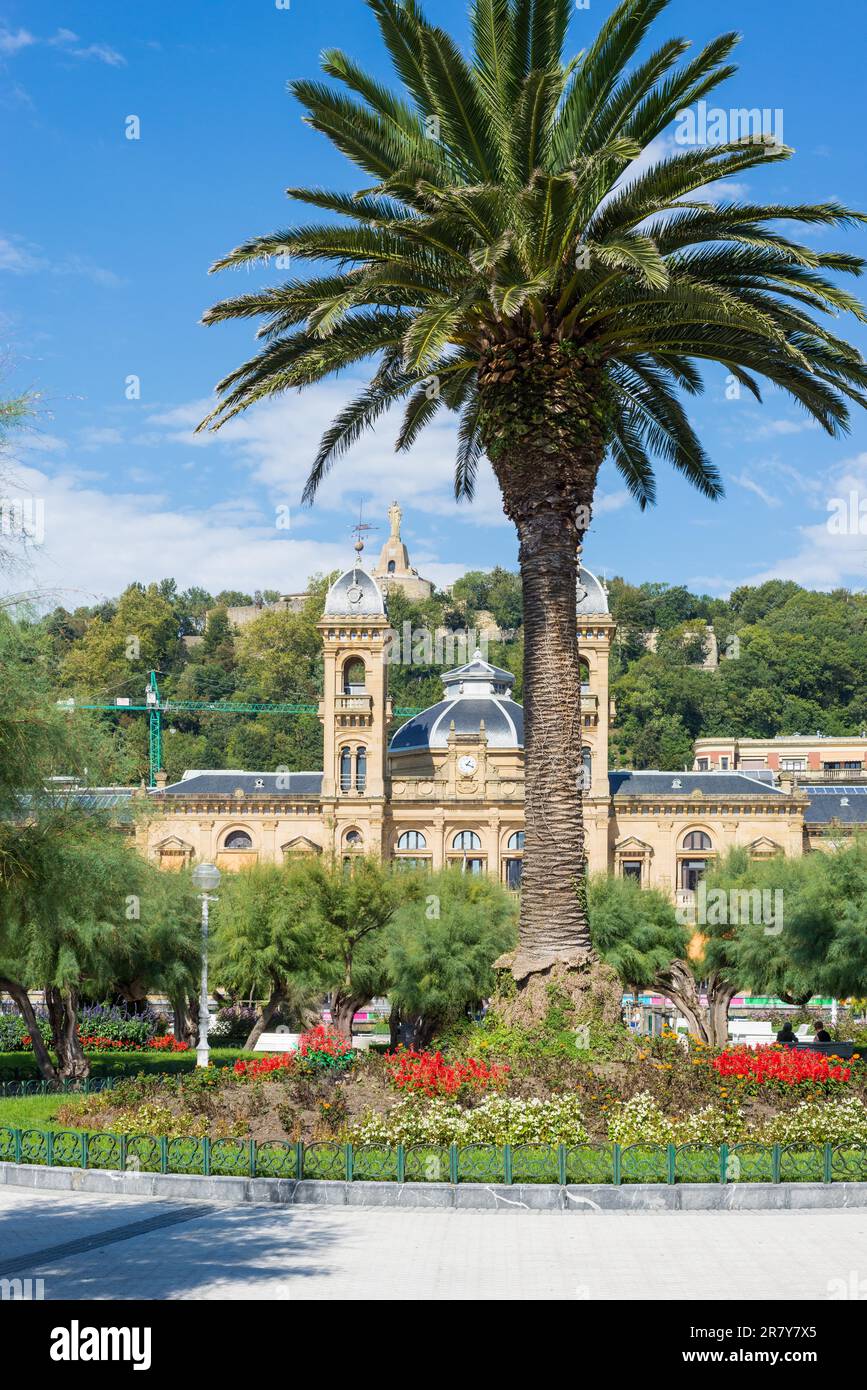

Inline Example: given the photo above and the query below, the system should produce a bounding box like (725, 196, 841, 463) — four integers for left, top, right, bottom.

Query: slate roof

(441, 654, 515, 686)
(609, 770, 787, 798)
(154, 771, 323, 797)
(804, 786, 867, 824)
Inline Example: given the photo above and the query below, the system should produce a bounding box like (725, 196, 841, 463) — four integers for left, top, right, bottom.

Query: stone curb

(4, 1163, 867, 1211)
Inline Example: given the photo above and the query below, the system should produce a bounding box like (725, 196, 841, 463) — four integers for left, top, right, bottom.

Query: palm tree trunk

(479, 333, 608, 983)
(511, 506, 589, 975)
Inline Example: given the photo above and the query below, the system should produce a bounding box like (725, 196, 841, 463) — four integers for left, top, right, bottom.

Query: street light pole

(191, 863, 221, 1069)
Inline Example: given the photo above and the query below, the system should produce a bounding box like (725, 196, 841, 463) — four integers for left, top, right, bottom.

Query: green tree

(0, 809, 151, 1079)
(211, 862, 327, 1047)
(386, 869, 517, 1046)
(61, 583, 183, 698)
(309, 857, 412, 1036)
(588, 873, 687, 1001)
(199, 0, 867, 983)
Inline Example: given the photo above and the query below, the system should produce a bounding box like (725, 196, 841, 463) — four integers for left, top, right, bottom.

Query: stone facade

(145, 550, 816, 901)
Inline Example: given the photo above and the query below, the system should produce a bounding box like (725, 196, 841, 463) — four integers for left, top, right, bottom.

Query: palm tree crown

(199, 0, 867, 984)
(199, 0, 867, 507)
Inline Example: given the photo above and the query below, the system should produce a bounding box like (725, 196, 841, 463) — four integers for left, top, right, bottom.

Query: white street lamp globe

(192, 863, 221, 892)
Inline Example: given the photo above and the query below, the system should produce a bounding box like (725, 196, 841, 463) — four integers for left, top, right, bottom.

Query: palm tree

(198, 0, 867, 985)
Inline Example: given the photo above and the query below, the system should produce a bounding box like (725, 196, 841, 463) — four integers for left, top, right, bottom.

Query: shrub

(607, 1091, 743, 1146)
(0, 1014, 48, 1051)
(208, 1005, 259, 1045)
(755, 1097, 867, 1146)
(297, 1025, 356, 1072)
(352, 1093, 587, 1146)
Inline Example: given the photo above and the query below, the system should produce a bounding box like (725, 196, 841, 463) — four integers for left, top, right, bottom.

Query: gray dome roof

(391, 697, 524, 752)
(390, 650, 523, 753)
(323, 563, 386, 618)
(577, 565, 609, 616)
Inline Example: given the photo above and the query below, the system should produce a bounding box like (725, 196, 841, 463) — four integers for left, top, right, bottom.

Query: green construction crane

(58, 670, 421, 787)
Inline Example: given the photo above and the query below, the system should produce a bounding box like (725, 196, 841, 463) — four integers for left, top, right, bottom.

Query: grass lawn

(0, 1093, 82, 1131)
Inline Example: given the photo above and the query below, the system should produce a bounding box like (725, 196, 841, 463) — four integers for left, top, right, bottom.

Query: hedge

(0, 1049, 248, 1082)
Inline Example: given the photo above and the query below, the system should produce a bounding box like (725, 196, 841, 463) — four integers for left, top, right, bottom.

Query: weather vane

(350, 499, 378, 566)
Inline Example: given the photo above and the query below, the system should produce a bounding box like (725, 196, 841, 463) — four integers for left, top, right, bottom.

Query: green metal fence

(0, 1078, 120, 1099)
(1, 1130, 866, 1184)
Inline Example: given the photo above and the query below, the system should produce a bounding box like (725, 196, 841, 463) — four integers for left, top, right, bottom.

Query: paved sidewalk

(1, 1187, 866, 1300)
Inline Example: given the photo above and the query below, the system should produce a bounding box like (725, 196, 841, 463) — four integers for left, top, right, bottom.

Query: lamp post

(191, 862, 221, 1068)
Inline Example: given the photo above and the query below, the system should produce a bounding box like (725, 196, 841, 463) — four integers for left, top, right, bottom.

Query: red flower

(384, 1049, 509, 1097)
(711, 1044, 851, 1086)
(234, 1053, 295, 1079)
(147, 1034, 190, 1052)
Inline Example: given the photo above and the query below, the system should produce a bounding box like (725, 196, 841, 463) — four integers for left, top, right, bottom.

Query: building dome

(390, 650, 524, 753)
(577, 565, 609, 617)
(323, 562, 386, 618)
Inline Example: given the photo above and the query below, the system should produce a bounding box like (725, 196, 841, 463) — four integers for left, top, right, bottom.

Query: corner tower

(576, 566, 614, 797)
(317, 545, 392, 850)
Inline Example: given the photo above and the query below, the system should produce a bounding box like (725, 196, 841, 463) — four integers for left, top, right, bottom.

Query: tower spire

(350, 500, 377, 573)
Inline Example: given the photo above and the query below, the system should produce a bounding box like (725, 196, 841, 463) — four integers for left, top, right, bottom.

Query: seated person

(776, 1021, 797, 1045)
(813, 1021, 832, 1044)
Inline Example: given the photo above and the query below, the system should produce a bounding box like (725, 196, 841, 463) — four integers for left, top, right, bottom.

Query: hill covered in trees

(13, 568, 867, 783)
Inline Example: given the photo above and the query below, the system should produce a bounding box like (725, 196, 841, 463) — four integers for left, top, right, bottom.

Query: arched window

(683, 830, 712, 851)
(452, 830, 481, 851)
(344, 829, 363, 847)
(387, 560, 396, 573)
(397, 830, 427, 851)
(223, 830, 253, 850)
(355, 747, 367, 792)
(580, 747, 592, 789)
(507, 831, 525, 851)
(342, 658, 366, 694)
(339, 747, 352, 792)
(579, 658, 590, 691)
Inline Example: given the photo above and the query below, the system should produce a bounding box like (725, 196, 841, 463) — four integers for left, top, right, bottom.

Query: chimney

(154, 770, 168, 789)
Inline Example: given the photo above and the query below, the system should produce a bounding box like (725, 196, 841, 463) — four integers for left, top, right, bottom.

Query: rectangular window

(504, 859, 523, 889)
(622, 861, 642, 883)
(780, 758, 806, 771)
(696, 758, 709, 771)
(720, 756, 730, 769)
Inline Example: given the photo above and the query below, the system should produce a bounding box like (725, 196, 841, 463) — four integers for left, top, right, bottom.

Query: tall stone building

(146, 531, 809, 909)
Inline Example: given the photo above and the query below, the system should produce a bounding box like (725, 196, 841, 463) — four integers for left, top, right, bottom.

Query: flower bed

(384, 1049, 509, 1097)
(711, 1045, 851, 1086)
(233, 1026, 355, 1080)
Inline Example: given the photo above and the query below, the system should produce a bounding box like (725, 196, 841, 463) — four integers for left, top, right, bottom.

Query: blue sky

(2, 0, 867, 608)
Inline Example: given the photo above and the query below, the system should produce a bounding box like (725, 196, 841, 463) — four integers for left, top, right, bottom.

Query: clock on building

(458, 755, 478, 777)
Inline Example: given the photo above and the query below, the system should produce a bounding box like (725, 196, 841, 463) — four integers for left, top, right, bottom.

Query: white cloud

(0, 26, 125, 67)
(69, 43, 125, 68)
(731, 472, 782, 508)
(748, 417, 820, 440)
(150, 382, 509, 526)
(0, 27, 35, 55)
(746, 452, 867, 589)
(0, 231, 123, 287)
(0, 461, 354, 604)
